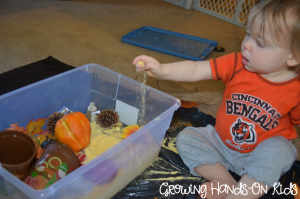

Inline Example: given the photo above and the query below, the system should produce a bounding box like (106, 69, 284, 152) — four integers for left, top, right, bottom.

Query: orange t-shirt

(210, 52, 300, 153)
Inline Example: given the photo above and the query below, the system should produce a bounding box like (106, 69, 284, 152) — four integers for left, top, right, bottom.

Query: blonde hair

(246, 0, 300, 72)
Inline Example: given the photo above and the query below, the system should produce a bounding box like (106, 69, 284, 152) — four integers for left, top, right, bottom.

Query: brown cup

(22, 141, 81, 190)
(0, 130, 36, 179)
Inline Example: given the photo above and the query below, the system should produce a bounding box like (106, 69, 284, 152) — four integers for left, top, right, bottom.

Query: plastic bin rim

(0, 63, 120, 99)
(0, 63, 180, 106)
(0, 63, 180, 105)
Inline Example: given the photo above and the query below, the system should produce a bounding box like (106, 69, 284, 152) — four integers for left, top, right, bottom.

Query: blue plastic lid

(121, 26, 218, 61)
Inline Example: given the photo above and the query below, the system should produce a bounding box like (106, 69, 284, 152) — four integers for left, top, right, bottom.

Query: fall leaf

(6, 123, 27, 133)
(36, 147, 44, 159)
(122, 124, 142, 139)
(26, 118, 48, 135)
(180, 100, 201, 108)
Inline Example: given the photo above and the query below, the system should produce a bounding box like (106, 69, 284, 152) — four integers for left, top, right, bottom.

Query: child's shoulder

(259, 71, 300, 85)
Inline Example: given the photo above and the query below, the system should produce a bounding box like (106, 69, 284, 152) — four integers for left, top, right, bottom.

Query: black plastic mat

(0, 56, 75, 96)
(1, 57, 299, 199)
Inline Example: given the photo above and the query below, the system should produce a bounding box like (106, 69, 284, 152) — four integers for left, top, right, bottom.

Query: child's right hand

(132, 55, 163, 78)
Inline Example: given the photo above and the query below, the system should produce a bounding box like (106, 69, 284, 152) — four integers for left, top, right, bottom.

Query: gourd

(55, 112, 91, 153)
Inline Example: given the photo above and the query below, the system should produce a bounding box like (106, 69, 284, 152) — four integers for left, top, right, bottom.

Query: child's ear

(287, 55, 299, 67)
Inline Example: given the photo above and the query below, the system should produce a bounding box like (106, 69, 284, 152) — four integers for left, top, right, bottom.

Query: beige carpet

(0, 0, 246, 117)
(0, 0, 299, 159)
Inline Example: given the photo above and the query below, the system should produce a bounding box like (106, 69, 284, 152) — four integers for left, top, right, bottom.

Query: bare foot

(200, 179, 237, 199)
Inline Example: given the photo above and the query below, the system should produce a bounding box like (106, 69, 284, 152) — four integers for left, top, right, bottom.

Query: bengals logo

(231, 119, 255, 144)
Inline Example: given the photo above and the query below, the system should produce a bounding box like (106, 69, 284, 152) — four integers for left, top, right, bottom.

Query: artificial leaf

(6, 123, 27, 133)
(180, 100, 201, 108)
(26, 118, 48, 135)
(122, 124, 142, 139)
(29, 134, 41, 148)
(36, 147, 44, 159)
(36, 130, 54, 143)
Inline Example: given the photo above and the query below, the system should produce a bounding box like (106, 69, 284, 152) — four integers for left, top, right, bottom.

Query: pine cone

(46, 112, 64, 136)
(96, 109, 119, 128)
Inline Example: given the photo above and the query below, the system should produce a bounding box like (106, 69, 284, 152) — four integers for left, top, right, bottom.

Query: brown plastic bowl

(0, 130, 36, 179)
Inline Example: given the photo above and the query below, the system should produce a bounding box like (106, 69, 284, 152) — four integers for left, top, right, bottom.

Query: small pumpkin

(55, 112, 91, 153)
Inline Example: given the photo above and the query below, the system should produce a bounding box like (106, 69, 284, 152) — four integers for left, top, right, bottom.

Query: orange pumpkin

(55, 112, 91, 153)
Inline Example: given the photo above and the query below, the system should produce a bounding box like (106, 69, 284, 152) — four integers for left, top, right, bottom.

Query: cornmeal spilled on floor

(162, 136, 178, 154)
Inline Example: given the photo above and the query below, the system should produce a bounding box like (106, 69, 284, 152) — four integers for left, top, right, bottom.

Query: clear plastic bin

(0, 63, 180, 199)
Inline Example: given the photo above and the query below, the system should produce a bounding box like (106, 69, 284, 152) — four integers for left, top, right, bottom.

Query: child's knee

(176, 128, 195, 152)
(176, 127, 213, 159)
(257, 136, 297, 159)
(241, 136, 297, 185)
(177, 129, 190, 143)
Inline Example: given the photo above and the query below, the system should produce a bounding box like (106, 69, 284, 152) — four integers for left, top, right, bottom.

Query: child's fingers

(137, 61, 145, 68)
(133, 55, 161, 76)
(144, 62, 154, 70)
(136, 67, 144, 73)
(135, 61, 145, 71)
(132, 55, 157, 65)
(138, 62, 153, 71)
(132, 55, 146, 65)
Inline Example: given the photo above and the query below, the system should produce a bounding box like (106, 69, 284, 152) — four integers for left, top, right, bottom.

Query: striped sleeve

(209, 52, 241, 85)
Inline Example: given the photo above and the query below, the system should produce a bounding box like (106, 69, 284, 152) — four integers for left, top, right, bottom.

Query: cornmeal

(83, 121, 123, 164)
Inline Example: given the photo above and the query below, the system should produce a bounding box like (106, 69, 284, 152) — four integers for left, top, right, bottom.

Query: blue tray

(121, 26, 218, 61)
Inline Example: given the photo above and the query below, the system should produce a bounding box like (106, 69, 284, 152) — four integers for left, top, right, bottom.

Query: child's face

(241, 9, 293, 75)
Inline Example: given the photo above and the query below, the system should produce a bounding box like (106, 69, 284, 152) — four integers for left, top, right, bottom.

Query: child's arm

(133, 55, 213, 82)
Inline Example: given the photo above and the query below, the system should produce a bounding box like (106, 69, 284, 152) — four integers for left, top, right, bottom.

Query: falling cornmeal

(137, 61, 147, 126)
